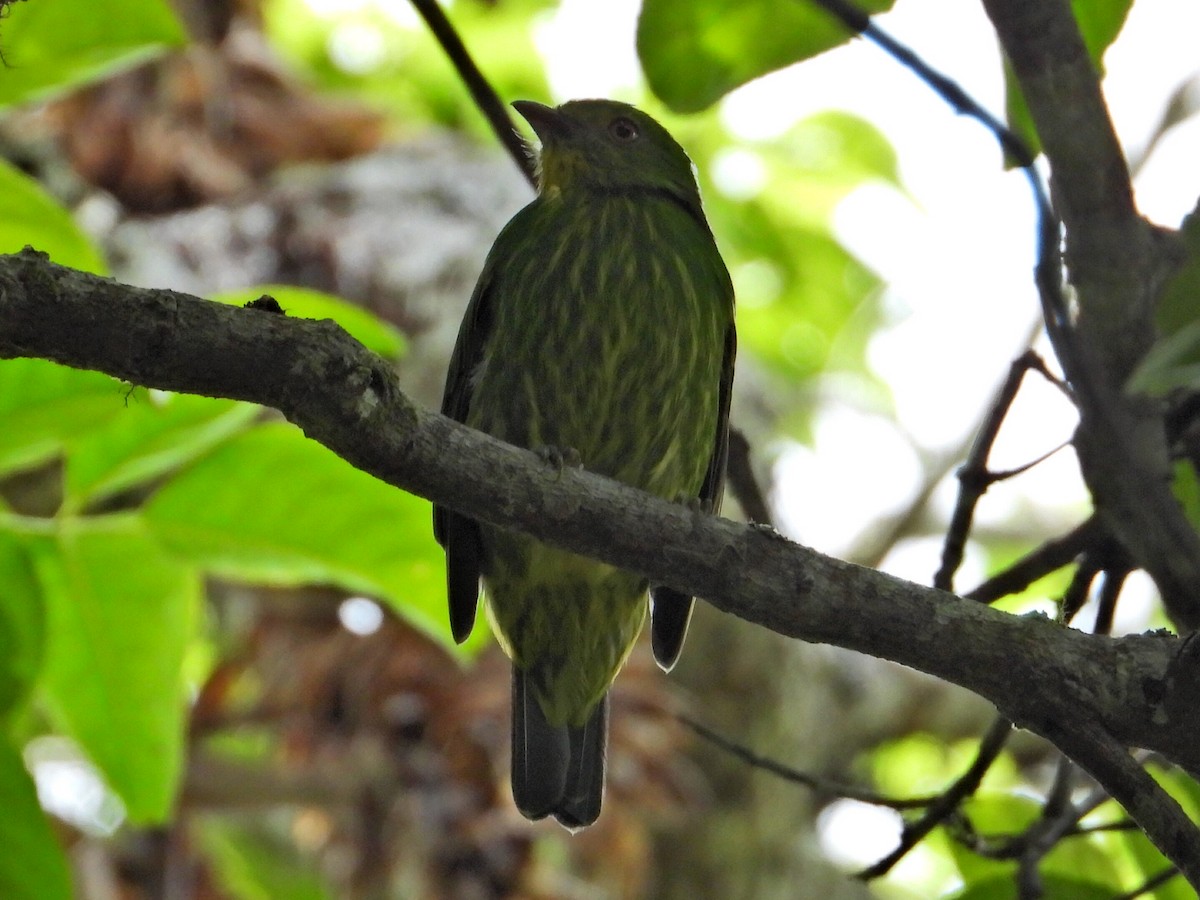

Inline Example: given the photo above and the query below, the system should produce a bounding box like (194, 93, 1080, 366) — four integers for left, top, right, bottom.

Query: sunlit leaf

(31, 516, 198, 823)
(1173, 462, 1200, 540)
(0, 740, 72, 900)
(143, 423, 452, 648)
(210, 286, 406, 359)
(1120, 827, 1192, 900)
(638, 0, 895, 113)
(0, 0, 186, 110)
(0, 162, 107, 273)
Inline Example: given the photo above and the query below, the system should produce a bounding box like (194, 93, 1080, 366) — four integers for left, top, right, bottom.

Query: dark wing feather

(651, 323, 737, 670)
(432, 265, 498, 644)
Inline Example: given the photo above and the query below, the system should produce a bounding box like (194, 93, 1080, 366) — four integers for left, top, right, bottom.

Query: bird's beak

(512, 100, 571, 143)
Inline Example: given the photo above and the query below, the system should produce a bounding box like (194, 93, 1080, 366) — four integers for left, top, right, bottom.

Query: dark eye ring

(609, 117, 640, 142)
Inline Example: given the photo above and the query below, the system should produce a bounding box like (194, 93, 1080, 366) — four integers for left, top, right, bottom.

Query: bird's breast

(467, 193, 729, 499)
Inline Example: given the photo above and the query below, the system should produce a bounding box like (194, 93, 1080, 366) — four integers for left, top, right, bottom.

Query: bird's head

(513, 99, 703, 211)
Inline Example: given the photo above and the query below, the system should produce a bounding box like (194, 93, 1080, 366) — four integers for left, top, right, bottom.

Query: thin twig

(1061, 554, 1102, 624)
(1017, 757, 1076, 899)
(859, 714, 1012, 880)
(679, 715, 936, 810)
(1093, 567, 1130, 636)
(987, 439, 1072, 482)
(936, 351, 1069, 592)
(807, 0, 1071, 402)
(408, 0, 537, 188)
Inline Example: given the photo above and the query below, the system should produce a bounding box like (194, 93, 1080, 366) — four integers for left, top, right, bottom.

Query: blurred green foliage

(637, 0, 894, 113)
(0, 0, 186, 110)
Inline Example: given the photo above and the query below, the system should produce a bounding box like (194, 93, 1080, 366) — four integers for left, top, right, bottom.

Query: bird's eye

(608, 117, 640, 143)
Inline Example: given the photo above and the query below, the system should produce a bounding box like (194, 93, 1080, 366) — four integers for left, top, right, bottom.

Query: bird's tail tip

(512, 671, 608, 829)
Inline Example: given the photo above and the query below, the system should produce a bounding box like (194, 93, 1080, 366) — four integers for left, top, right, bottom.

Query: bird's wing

(651, 322, 737, 670)
(432, 244, 501, 644)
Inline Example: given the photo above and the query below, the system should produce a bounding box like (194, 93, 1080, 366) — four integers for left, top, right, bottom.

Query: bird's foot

(533, 444, 583, 474)
(675, 493, 714, 514)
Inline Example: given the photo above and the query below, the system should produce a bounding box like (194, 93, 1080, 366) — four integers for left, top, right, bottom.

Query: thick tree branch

(980, 0, 1200, 627)
(3, 249, 1200, 879)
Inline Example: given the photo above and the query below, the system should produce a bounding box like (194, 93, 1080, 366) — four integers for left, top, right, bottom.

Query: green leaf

(0, 740, 72, 900)
(1159, 210, 1200, 336)
(64, 392, 261, 511)
(0, 0, 187, 110)
(1130, 213, 1200, 396)
(31, 515, 198, 823)
(1126, 322, 1200, 396)
(1120, 827, 1191, 900)
(0, 161, 107, 272)
(0, 358, 130, 476)
(1003, 0, 1133, 160)
(638, 0, 895, 113)
(0, 530, 44, 723)
(1043, 820, 1122, 889)
(197, 818, 331, 900)
(143, 423, 451, 647)
(1105, 765, 1200, 899)
(209, 286, 406, 359)
(1072, 0, 1135, 66)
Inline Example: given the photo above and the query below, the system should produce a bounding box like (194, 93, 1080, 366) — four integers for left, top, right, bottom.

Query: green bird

(433, 99, 735, 828)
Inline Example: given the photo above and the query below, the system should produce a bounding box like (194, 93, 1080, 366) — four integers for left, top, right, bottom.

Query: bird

(433, 98, 735, 828)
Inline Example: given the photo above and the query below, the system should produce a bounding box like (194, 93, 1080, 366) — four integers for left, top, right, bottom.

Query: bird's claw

(534, 444, 583, 473)
(676, 494, 714, 514)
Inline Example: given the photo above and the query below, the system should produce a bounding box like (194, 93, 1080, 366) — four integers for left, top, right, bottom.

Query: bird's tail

(511, 669, 607, 829)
